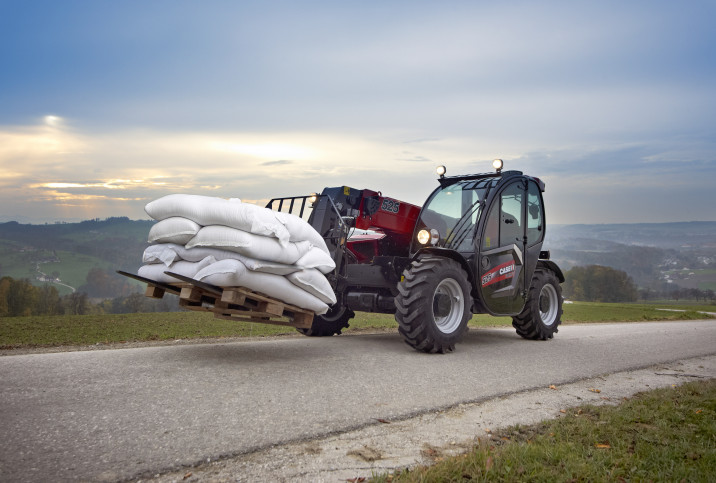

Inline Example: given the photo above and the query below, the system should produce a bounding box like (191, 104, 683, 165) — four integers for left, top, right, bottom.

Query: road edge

(143, 354, 716, 483)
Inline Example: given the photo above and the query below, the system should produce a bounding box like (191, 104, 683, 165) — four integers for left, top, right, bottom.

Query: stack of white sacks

(138, 194, 336, 315)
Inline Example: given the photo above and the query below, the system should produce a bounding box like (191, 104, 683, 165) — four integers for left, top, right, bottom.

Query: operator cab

(411, 162, 549, 317)
(412, 176, 499, 253)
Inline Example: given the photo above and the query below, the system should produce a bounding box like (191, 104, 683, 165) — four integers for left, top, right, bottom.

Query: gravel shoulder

(146, 354, 716, 483)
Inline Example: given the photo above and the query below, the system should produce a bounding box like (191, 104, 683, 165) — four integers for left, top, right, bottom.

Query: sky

(1, 0, 715, 225)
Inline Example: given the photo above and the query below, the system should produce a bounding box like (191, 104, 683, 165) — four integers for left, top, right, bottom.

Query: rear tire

(512, 269, 563, 340)
(395, 256, 471, 353)
(298, 304, 354, 336)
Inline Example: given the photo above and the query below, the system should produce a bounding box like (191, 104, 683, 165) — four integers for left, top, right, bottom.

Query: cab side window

(481, 182, 524, 249)
(482, 202, 499, 249)
(499, 183, 523, 246)
(526, 181, 544, 246)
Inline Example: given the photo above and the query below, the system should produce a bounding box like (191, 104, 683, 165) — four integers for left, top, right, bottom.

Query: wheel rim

(432, 278, 464, 334)
(322, 305, 348, 322)
(539, 283, 559, 326)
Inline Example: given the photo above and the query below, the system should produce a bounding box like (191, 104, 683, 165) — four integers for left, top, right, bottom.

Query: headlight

(430, 229, 440, 245)
(417, 229, 440, 245)
(492, 159, 504, 171)
(417, 229, 430, 245)
(436, 165, 446, 177)
(308, 193, 318, 204)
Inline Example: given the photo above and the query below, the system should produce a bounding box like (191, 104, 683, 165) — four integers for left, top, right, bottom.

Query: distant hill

(0, 217, 153, 296)
(1, 218, 715, 296)
(546, 221, 716, 249)
(545, 221, 716, 290)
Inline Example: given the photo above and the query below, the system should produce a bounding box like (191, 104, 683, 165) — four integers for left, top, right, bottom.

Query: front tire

(298, 304, 354, 336)
(512, 269, 563, 340)
(395, 256, 471, 353)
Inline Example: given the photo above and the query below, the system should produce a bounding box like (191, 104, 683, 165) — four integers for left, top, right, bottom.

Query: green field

(46, 250, 114, 289)
(663, 268, 716, 291)
(0, 240, 42, 280)
(0, 242, 113, 296)
(0, 301, 712, 349)
(375, 379, 716, 482)
(0, 218, 152, 296)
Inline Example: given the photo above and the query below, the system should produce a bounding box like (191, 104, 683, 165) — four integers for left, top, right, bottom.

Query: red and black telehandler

(267, 160, 564, 352)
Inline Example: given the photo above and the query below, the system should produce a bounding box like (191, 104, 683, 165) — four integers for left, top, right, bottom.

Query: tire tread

(512, 270, 563, 340)
(395, 257, 470, 353)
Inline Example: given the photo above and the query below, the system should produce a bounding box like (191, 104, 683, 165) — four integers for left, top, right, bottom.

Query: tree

(6, 278, 39, 316)
(563, 265, 638, 303)
(36, 284, 62, 316)
(64, 291, 89, 315)
(0, 277, 11, 316)
(124, 293, 146, 313)
(79, 267, 136, 298)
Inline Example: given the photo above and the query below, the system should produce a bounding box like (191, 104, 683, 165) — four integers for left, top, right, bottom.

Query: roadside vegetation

(373, 379, 716, 482)
(0, 301, 712, 349)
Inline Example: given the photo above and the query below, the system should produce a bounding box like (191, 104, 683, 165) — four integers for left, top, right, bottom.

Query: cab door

(477, 180, 527, 315)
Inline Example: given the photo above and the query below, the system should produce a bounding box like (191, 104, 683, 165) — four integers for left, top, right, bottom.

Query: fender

(537, 259, 565, 283)
(411, 247, 476, 286)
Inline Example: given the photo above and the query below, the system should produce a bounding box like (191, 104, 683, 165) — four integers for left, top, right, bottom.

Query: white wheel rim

(539, 283, 559, 326)
(432, 278, 464, 334)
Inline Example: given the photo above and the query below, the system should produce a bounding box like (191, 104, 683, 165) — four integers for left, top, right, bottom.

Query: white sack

(145, 194, 290, 245)
(286, 269, 337, 305)
(142, 243, 300, 276)
(143, 243, 182, 266)
(147, 217, 201, 245)
(142, 243, 184, 267)
(195, 259, 329, 314)
(137, 256, 215, 283)
(295, 246, 336, 274)
(186, 225, 311, 265)
(274, 210, 330, 254)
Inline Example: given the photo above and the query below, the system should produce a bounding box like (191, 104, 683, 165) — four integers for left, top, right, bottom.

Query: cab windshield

(418, 178, 497, 251)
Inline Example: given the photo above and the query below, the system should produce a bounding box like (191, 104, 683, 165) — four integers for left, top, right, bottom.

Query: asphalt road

(1, 320, 715, 482)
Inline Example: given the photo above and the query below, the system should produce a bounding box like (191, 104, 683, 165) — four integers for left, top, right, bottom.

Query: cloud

(0, 2, 714, 224)
(1, 112, 714, 224)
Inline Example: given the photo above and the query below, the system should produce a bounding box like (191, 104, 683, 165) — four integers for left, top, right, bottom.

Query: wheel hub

(539, 283, 559, 326)
(432, 278, 464, 334)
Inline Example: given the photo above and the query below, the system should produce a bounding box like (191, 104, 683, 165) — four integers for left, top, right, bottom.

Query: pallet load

(130, 194, 337, 329)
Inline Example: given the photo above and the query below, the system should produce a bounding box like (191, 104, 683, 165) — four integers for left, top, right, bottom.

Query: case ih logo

(481, 261, 516, 288)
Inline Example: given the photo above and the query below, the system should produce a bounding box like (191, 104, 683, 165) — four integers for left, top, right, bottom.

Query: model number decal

(481, 261, 516, 287)
(380, 198, 400, 214)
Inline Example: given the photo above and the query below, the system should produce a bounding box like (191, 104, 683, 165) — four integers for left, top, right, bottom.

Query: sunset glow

(0, 2, 714, 224)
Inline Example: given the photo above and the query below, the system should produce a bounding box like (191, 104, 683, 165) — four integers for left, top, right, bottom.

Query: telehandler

(267, 159, 564, 353)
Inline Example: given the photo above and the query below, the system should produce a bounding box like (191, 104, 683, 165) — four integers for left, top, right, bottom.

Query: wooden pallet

(118, 270, 315, 329)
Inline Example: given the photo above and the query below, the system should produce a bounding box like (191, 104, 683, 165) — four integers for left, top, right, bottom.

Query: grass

(0, 300, 712, 350)
(562, 301, 715, 322)
(0, 312, 291, 349)
(465, 301, 714, 329)
(645, 300, 716, 311)
(373, 379, 716, 482)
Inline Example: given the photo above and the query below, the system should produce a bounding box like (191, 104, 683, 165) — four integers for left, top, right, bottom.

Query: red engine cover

(346, 233, 384, 263)
(354, 189, 421, 236)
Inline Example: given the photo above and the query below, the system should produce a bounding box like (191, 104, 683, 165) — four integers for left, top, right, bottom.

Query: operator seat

(501, 212, 521, 244)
